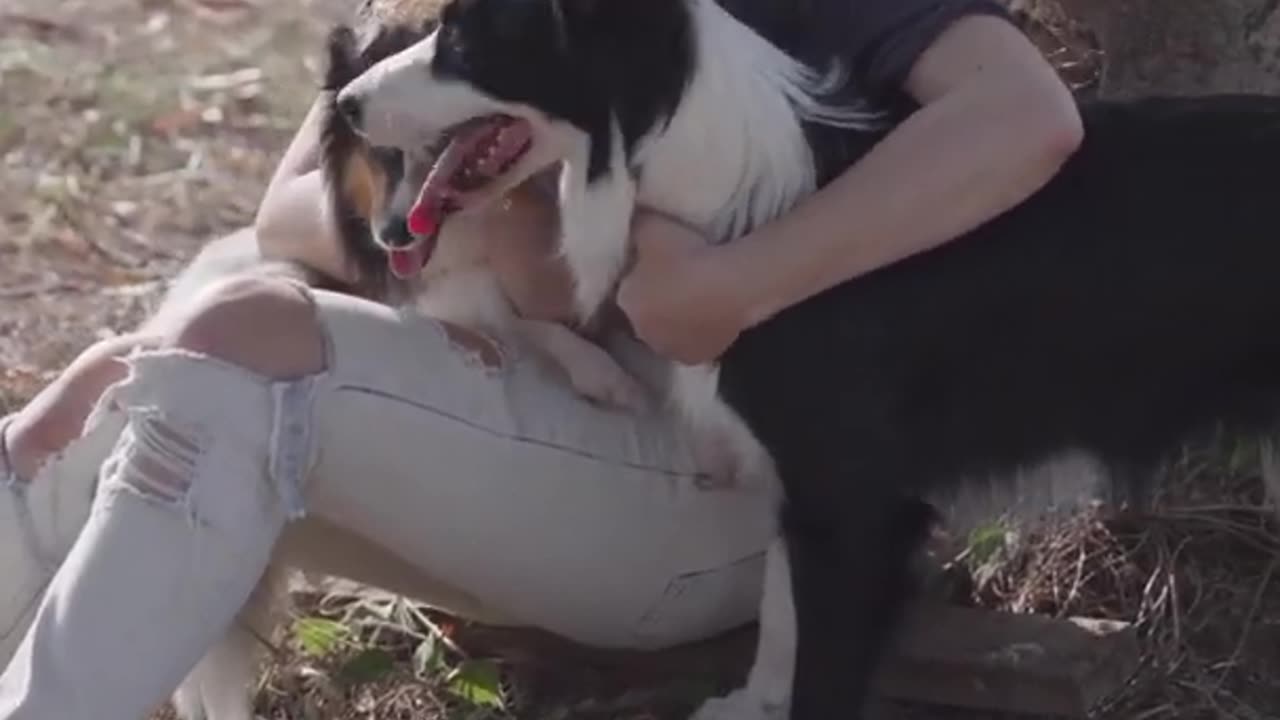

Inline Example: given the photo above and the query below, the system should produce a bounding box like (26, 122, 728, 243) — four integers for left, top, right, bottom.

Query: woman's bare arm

(619, 14, 1084, 363)
(728, 15, 1083, 326)
(254, 95, 356, 283)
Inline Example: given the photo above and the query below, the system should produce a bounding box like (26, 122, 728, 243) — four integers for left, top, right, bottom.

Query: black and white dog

(331, 0, 1280, 717)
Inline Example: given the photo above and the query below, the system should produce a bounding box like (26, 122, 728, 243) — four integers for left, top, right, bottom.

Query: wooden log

(425, 603, 1138, 716)
(294, 576, 1140, 717)
(876, 603, 1140, 717)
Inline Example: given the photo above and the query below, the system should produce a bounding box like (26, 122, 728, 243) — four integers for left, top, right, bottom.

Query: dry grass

(0, 0, 336, 406)
(953, 431, 1280, 719)
(3, 0, 1279, 718)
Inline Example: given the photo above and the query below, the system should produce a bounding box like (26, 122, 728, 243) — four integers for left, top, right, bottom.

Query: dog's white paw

(171, 681, 207, 720)
(564, 351, 650, 412)
(689, 689, 786, 720)
(690, 430, 744, 490)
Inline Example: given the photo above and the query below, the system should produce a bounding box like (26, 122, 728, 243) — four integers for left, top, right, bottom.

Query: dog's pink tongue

(407, 201, 440, 238)
(409, 118, 502, 230)
(388, 243, 428, 279)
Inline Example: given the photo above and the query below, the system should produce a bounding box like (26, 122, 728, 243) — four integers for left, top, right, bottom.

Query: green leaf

(337, 647, 396, 686)
(967, 523, 1007, 566)
(292, 616, 352, 658)
(413, 635, 448, 677)
(447, 658, 506, 710)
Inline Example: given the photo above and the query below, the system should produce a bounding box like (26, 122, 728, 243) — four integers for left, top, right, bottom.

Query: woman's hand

(616, 212, 747, 365)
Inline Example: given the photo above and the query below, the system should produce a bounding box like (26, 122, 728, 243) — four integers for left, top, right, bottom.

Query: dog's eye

(370, 147, 404, 173)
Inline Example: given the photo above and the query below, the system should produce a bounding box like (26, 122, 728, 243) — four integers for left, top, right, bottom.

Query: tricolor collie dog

(318, 4, 650, 414)
(332, 0, 1280, 717)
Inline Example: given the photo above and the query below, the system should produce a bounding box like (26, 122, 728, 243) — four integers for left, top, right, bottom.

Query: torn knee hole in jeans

(115, 413, 205, 504)
(96, 348, 319, 520)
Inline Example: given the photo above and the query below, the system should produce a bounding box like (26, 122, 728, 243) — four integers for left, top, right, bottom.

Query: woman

(0, 0, 1082, 717)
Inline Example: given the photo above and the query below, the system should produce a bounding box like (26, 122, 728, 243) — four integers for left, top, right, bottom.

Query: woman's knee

(167, 274, 327, 380)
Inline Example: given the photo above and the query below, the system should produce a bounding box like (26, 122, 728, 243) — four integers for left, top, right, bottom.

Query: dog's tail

(924, 451, 1113, 562)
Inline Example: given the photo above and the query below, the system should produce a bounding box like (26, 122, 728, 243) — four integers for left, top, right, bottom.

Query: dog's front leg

(515, 318, 651, 412)
(556, 124, 638, 323)
(690, 537, 795, 720)
(784, 489, 936, 720)
(171, 565, 287, 720)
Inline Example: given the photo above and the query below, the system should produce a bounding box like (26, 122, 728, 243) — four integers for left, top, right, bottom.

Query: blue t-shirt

(720, 0, 1013, 107)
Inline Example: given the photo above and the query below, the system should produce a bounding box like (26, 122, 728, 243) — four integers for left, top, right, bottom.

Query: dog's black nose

(337, 93, 364, 129)
(380, 215, 413, 247)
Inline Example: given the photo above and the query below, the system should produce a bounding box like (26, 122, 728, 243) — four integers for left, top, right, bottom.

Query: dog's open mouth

(387, 114, 533, 279)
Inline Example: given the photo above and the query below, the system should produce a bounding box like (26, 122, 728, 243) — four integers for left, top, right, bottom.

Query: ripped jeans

(0, 284, 776, 719)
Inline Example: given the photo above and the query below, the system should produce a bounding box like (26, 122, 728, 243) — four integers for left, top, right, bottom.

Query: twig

(0, 278, 87, 298)
(1215, 557, 1276, 691)
(405, 601, 469, 659)
(0, 12, 85, 42)
(14, 205, 57, 249)
(46, 198, 147, 268)
(1161, 504, 1276, 516)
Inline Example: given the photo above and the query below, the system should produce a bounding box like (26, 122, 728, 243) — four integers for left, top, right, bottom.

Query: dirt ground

(2, 1, 1279, 719)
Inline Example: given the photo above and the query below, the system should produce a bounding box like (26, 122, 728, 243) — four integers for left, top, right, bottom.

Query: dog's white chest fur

(548, 0, 879, 489)
(670, 363, 779, 492)
(633, 1, 823, 244)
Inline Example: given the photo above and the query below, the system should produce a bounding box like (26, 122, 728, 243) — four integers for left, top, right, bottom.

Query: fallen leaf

(150, 108, 201, 135)
(0, 13, 86, 43)
(187, 67, 263, 92)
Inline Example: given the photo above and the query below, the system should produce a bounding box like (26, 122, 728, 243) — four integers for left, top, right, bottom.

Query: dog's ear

(548, 0, 605, 47)
(362, 22, 434, 66)
(322, 24, 363, 91)
(323, 20, 432, 92)
(549, 0, 668, 53)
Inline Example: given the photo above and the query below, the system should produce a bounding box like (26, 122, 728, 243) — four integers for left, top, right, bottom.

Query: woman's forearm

(725, 16, 1084, 327)
(255, 169, 354, 282)
(254, 96, 357, 283)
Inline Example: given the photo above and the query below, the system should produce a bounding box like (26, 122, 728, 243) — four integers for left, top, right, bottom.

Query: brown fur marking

(341, 149, 385, 222)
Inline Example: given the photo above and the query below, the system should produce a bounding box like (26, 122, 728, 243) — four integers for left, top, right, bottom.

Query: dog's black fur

(730, 94, 1280, 716)
(326, 1, 1280, 717)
